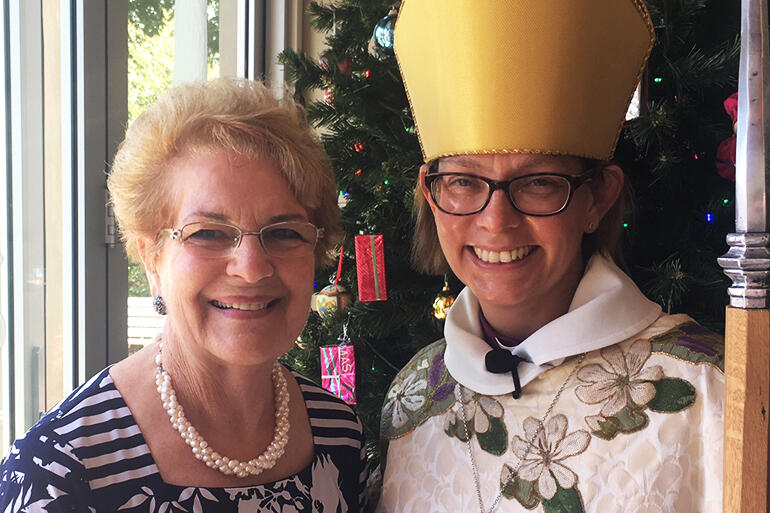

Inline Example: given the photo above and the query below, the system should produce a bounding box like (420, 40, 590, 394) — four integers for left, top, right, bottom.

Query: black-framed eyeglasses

(424, 165, 600, 217)
(161, 221, 324, 259)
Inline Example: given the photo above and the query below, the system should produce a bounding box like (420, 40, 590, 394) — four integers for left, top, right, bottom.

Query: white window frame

(4, 0, 46, 442)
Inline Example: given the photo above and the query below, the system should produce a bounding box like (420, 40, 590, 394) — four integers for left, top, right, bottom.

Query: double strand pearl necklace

(155, 341, 291, 478)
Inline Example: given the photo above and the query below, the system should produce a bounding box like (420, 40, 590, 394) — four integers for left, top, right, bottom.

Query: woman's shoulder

(17, 367, 122, 444)
(391, 338, 448, 386)
(633, 313, 725, 372)
(0, 367, 125, 509)
(380, 338, 455, 441)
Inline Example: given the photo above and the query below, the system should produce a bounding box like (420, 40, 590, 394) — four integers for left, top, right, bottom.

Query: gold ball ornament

(432, 280, 455, 320)
(312, 284, 354, 318)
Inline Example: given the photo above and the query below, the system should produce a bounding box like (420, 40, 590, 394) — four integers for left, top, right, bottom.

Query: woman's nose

(476, 188, 524, 231)
(225, 234, 275, 282)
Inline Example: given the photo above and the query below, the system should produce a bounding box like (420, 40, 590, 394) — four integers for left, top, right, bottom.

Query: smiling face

(422, 153, 620, 336)
(141, 150, 315, 367)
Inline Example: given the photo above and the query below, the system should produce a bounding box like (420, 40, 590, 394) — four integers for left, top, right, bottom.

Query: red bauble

(337, 58, 352, 75)
(716, 92, 737, 182)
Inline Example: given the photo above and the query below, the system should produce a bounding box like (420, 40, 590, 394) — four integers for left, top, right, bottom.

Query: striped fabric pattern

(0, 367, 367, 512)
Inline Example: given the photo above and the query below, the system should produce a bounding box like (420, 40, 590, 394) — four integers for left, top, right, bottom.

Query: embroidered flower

(575, 339, 663, 416)
(445, 388, 504, 436)
(384, 372, 427, 428)
(512, 415, 590, 500)
(456, 392, 503, 434)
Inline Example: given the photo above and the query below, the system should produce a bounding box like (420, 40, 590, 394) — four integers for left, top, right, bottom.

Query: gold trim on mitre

(394, 0, 655, 162)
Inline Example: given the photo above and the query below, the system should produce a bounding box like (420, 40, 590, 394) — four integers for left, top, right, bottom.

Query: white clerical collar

(443, 254, 662, 396)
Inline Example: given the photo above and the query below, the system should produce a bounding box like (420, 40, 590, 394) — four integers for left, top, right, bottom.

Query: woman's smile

(209, 297, 281, 318)
(471, 245, 535, 264)
(210, 299, 275, 311)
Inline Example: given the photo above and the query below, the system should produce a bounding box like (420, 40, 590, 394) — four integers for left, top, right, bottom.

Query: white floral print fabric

(511, 415, 590, 499)
(575, 339, 663, 416)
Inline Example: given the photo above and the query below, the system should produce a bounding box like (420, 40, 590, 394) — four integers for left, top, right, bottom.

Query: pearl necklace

(155, 341, 291, 478)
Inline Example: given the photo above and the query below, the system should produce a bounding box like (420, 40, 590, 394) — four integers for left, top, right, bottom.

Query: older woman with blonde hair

(377, 1, 725, 512)
(0, 78, 367, 512)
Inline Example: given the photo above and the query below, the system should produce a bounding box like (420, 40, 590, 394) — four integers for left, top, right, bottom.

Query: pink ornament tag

(320, 344, 356, 404)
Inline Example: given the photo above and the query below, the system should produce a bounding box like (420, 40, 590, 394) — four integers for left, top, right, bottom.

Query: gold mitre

(394, 0, 655, 162)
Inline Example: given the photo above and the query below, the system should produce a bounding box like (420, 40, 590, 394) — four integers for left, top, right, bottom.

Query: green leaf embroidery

(500, 464, 540, 509)
(443, 414, 470, 442)
(476, 416, 508, 455)
(647, 377, 696, 412)
(541, 485, 585, 513)
(590, 406, 649, 440)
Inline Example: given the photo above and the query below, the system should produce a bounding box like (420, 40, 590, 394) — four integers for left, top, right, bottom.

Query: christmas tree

(280, 0, 740, 463)
(616, 0, 740, 331)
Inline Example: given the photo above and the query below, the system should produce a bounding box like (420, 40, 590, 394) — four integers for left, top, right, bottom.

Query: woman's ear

(137, 237, 163, 297)
(588, 165, 624, 227)
(419, 163, 435, 206)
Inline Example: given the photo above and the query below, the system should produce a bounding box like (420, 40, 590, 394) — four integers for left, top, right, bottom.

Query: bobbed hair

(108, 77, 342, 267)
(410, 157, 627, 275)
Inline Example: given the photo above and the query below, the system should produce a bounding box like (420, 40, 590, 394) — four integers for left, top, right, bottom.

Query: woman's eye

(522, 176, 561, 189)
(187, 229, 229, 241)
(267, 228, 304, 241)
(445, 176, 482, 191)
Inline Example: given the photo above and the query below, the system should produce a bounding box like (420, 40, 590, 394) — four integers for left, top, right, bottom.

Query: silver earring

(587, 222, 596, 233)
(153, 296, 167, 316)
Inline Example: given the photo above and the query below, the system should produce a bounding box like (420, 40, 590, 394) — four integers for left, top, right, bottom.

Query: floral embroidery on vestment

(575, 338, 696, 440)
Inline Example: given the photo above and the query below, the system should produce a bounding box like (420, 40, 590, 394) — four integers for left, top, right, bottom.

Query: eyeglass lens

(430, 174, 572, 215)
(178, 221, 318, 258)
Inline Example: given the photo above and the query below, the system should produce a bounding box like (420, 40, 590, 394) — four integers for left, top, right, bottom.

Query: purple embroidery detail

(675, 335, 718, 356)
(433, 382, 456, 402)
(429, 352, 445, 388)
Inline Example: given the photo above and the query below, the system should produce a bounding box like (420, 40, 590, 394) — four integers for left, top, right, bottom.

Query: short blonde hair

(411, 158, 626, 275)
(108, 77, 342, 266)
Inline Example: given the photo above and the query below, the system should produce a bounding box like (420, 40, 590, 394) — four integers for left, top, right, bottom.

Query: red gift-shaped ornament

(716, 92, 738, 181)
(355, 234, 387, 302)
(320, 344, 356, 404)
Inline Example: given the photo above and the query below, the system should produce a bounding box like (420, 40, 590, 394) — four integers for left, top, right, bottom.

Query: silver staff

(717, 0, 770, 511)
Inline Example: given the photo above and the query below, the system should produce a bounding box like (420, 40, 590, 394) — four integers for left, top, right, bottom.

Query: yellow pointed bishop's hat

(394, 0, 655, 162)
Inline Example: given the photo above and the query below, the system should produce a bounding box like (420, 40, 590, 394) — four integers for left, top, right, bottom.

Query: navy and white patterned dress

(0, 367, 368, 512)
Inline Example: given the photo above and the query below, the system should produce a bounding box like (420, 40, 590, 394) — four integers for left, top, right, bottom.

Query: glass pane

(0, 1, 8, 450)
(1, 1, 53, 449)
(126, 0, 220, 355)
(43, 0, 68, 415)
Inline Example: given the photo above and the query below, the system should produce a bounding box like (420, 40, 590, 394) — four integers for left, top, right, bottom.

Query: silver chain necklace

(456, 353, 586, 513)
